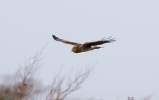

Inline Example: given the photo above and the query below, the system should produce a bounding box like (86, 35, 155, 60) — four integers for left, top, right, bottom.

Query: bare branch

(46, 66, 94, 100)
(0, 46, 46, 100)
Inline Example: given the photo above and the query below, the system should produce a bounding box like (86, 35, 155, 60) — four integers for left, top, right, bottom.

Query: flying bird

(52, 35, 116, 53)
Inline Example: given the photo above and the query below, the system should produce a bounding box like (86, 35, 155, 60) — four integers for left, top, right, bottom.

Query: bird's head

(72, 47, 80, 53)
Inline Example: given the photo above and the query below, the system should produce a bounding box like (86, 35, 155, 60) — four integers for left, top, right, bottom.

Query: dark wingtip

(104, 36, 116, 43)
(52, 35, 58, 40)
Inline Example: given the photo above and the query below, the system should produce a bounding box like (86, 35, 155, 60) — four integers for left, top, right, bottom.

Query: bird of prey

(52, 35, 116, 53)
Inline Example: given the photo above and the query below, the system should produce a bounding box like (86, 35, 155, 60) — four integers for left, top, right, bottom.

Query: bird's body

(71, 44, 102, 53)
(52, 35, 115, 53)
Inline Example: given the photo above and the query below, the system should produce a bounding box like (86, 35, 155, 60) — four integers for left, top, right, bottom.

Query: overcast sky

(0, 0, 159, 100)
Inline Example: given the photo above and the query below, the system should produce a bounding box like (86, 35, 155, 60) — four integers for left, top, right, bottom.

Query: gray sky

(0, 0, 159, 100)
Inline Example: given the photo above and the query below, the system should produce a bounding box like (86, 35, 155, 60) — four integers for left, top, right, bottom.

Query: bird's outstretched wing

(83, 37, 116, 47)
(52, 35, 81, 46)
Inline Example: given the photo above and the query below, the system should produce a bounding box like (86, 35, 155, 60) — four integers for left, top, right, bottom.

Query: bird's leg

(92, 46, 103, 49)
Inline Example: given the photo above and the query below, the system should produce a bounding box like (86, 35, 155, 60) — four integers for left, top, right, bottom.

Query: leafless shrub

(45, 66, 94, 100)
(141, 94, 153, 100)
(0, 48, 45, 100)
(128, 97, 135, 100)
(128, 95, 154, 100)
(0, 47, 94, 100)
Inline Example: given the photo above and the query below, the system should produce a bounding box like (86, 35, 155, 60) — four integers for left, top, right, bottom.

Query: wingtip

(52, 35, 58, 40)
(105, 36, 116, 43)
(110, 39, 116, 42)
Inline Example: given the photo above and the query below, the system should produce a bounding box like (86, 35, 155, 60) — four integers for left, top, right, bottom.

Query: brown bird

(52, 35, 116, 53)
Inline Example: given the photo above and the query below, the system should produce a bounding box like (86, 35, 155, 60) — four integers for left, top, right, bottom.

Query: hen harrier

(52, 35, 116, 53)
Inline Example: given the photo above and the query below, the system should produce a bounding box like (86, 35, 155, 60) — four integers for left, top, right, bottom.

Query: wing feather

(52, 35, 81, 46)
(83, 37, 116, 47)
